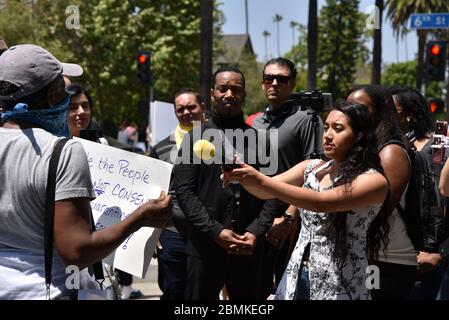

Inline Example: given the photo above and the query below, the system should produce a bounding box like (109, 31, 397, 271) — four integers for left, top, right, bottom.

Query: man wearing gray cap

(0, 44, 172, 299)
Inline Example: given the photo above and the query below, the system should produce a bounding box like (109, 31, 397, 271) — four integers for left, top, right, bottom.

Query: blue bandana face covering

(1, 96, 71, 137)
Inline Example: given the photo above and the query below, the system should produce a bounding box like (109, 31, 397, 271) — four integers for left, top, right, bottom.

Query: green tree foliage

(0, 0, 220, 136)
(240, 57, 266, 116)
(382, 60, 443, 100)
(285, 2, 368, 98)
(318, 0, 363, 99)
(216, 40, 265, 116)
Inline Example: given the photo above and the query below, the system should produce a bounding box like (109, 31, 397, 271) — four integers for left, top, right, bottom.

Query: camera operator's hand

(135, 191, 172, 228)
(267, 217, 291, 249)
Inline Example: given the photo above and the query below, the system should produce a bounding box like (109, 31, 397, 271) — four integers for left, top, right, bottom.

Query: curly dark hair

(326, 102, 388, 260)
(347, 85, 405, 149)
(389, 86, 434, 139)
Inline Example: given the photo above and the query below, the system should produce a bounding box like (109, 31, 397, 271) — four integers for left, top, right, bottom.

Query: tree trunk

(307, 0, 318, 91)
(416, 29, 427, 91)
(371, 0, 383, 84)
(200, 0, 213, 110)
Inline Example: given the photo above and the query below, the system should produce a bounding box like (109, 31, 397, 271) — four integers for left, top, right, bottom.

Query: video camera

(431, 120, 449, 165)
(291, 90, 333, 113)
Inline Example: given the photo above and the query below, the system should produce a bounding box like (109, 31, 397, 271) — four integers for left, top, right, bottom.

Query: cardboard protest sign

(75, 138, 173, 278)
(150, 100, 178, 146)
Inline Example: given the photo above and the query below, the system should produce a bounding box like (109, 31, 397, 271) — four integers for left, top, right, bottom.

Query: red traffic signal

(429, 99, 444, 114)
(138, 53, 149, 64)
(136, 50, 151, 86)
(430, 44, 441, 56)
(425, 41, 447, 82)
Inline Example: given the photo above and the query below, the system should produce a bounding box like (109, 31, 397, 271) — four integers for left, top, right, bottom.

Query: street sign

(410, 13, 449, 30)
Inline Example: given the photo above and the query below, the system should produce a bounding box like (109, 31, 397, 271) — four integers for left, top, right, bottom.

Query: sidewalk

(132, 262, 162, 300)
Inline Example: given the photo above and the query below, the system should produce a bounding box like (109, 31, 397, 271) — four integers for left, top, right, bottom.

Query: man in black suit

(175, 65, 278, 300)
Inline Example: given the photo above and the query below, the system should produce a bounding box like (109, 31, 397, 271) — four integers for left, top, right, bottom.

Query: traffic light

(428, 98, 444, 114)
(136, 50, 151, 85)
(425, 41, 446, 82)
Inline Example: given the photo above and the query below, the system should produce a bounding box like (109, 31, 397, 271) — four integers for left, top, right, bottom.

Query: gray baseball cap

(0, 44, 83, 100)
(0, 36, 7, 51)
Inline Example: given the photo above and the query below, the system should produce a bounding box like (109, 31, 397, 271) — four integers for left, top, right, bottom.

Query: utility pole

(199, 0, 213, 110)
(244, 0, 249, 35)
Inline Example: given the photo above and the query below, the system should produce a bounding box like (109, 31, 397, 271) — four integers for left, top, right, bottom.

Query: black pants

(117, 270, 133, 286)
(185, 244, 272, 300)
(369, 260, 417, 300)
(157, 229, 187, 300)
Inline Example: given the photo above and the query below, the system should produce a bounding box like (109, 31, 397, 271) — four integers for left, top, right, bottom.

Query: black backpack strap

(44, 138, 69, 299)
(378, 139, 406, 152)
(90, 214, 105, 285)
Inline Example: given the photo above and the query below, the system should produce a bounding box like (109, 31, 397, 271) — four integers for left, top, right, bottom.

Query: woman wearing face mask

(222, 102, 389, 300)
(346, 85, 416, 300)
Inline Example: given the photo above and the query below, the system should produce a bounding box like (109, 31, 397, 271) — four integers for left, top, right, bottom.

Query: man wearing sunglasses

(252, 57, 323, 291)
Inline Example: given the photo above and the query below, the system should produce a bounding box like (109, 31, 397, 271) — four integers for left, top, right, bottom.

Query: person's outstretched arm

(227, 163, 388, 212)
(54, 192, 171, 269)
(223, 159, 311, 200)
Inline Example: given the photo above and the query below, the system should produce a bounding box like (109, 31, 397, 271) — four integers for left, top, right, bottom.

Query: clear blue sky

(219, 0, 417, 65)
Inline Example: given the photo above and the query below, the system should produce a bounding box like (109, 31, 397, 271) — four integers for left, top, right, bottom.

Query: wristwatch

(283, 212, 296, 224)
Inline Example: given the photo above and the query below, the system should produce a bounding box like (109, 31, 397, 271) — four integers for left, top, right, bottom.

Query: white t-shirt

(0, 128, 96, 299)
(377, 185, 418, 266)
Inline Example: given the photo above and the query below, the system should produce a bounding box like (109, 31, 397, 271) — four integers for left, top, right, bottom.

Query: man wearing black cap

(0, 44, 171, 299)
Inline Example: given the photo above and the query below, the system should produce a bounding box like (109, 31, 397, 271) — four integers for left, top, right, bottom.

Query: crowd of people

(0, 40, 449, 300)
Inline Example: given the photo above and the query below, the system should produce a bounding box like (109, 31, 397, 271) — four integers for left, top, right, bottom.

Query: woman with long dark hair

(389, 86, 434, 151)
(222, 102, 388, 300)
(390, 86, 445, 300)
(347, 85, 416, 300)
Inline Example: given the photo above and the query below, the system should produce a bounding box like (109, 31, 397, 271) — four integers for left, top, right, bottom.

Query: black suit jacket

(174, 117, 280, 259)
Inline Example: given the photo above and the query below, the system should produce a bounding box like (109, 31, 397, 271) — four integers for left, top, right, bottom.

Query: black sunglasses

(262, 74, 291, 85)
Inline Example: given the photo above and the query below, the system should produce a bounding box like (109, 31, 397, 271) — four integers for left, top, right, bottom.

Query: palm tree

(262, 30, 271, 62)
(290, 21, 299, 47)
(199, 0, 213, 110)
(386, 0, 449, 90)
(372, 0, 384, 85)
(308, 0, 318, 90)
(273, 14, 283, 57)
